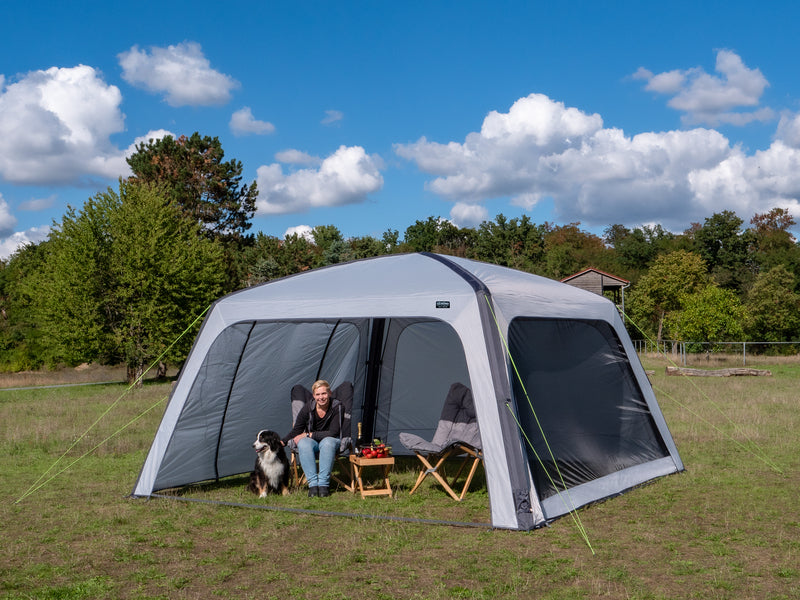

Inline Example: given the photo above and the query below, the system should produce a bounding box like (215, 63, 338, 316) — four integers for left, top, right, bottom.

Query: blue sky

(3, 1, 800, 258)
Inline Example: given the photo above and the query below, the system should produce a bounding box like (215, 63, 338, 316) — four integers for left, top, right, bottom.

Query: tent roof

(216, 252, 617, 324)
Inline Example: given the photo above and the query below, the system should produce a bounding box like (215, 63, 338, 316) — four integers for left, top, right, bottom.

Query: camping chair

(399, 382, 483, 501)
(287, 381, 355, 492)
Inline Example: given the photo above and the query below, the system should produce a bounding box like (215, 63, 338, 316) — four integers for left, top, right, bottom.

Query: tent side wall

(446, 255, 683, 525)
(507, 316, 679, 521)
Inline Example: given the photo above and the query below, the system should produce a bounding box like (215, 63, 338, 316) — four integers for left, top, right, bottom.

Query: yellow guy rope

(14, 306, 210, 504)
(622, 312, 783, 475)
(484, 297, 595, 554)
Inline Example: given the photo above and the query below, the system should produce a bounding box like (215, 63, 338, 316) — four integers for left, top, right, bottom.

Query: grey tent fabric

(399, 382, 481, 453)
(133, 252, 683, 530)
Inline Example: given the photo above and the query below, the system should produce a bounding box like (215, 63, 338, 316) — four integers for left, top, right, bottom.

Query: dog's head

(253, 429, 282, 454)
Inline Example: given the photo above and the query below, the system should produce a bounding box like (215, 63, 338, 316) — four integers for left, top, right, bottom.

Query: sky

(3, 1, 800, 259)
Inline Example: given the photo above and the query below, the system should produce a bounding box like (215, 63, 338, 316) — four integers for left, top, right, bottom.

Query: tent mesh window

(508, 318, 669, 501)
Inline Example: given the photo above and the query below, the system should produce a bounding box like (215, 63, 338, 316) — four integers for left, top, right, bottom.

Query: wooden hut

(561, 268, 629, 311)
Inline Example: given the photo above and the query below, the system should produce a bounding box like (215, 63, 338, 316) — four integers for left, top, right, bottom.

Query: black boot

(318, 486, 330, 497)
(308, 486, 319, 497)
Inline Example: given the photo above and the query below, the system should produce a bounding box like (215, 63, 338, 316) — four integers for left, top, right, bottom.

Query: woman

(282, 379, 342, 497)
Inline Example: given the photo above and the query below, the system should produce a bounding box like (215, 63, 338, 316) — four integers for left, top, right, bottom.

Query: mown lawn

(1, 356, 798, 599)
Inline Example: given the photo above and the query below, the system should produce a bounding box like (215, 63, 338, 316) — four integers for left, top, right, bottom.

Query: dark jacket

(283, 399, 343, 444)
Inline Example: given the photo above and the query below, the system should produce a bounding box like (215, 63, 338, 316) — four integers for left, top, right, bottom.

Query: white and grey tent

(133, 253, 683, 530)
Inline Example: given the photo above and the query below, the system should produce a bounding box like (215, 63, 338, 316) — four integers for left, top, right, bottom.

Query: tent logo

(435, 300, 451, 309)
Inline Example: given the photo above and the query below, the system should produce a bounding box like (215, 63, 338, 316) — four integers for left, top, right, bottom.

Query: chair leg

(409, 446, 483, 501)
(427, 448, 463, 501)
(290, 452, 307, 488)
(458, 455, 482, 501)
(332, 456, 355, 492)
(408, 451, 437, 495)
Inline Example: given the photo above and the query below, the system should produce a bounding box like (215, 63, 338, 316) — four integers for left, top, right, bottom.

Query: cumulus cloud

(775, 112, 800, 148)
(255, 145, 384, 215)
(0, 225, 50, 261)
(19, 194, 56, 212)
(450, 202, 488, 227)
(0, 194, 17, 237)
(275, 149, 321, 166)
(0, 65, 129, 184)
(230, 107, 275, 136)
(321, 110, 343, 125)
(395, 92, 800, 230)
(283, 225, 314, 240)
(634, 50, 774, 126)
(118, 41, 239, 107)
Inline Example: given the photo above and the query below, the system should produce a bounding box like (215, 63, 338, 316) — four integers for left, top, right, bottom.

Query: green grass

(2, 357, 799, 599)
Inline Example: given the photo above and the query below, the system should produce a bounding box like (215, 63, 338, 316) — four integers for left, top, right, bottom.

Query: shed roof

(561, 268, 629, 287)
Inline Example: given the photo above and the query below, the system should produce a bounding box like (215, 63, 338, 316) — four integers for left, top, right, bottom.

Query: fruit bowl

(355, 439, 392, 459)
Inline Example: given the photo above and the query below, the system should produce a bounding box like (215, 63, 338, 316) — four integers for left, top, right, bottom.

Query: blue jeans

(297, 436, 339, 487)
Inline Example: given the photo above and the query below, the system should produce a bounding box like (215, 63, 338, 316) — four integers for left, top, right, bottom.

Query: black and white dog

(247, 429, 290, 497)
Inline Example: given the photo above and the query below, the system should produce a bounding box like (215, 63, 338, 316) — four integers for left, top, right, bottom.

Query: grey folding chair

(399, 382, 483, 501)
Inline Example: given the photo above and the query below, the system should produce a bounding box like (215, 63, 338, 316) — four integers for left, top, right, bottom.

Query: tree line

(2, 133, 799, 380)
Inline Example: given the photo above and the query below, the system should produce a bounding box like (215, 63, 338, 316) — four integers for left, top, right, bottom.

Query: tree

(666, 285, 746, 347)
(627, 250, 708, 341)
(23, 180, 226, 383)
(605, 223, 676, 279)
(748, 208, 800, 280)
(692, 210, 752, 291)
(311, 225, 344, 257)
(745, 265, 800, 343)
(403, 216, 475, 255)
(127, 133, 257, 239)
(471, 214, 545, 272)
(0, 242, 53, 369)
(541, 222, 609, 279)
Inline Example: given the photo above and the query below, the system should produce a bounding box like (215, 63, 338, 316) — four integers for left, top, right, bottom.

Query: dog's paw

(259, 491, 267, 498)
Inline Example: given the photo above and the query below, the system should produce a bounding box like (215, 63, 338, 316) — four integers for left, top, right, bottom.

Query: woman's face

(314, 385, 331, 409)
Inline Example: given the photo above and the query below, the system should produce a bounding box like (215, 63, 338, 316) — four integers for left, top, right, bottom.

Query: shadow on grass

(152, 455, 493, 528)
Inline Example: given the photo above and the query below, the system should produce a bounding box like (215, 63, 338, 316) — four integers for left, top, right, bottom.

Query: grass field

(1, 355, 798, 599)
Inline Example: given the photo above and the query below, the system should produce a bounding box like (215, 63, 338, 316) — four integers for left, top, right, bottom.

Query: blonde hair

(311, 379, 331, 394)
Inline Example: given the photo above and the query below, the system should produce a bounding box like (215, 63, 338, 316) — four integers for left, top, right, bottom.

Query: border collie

(247, 429, 290, 497)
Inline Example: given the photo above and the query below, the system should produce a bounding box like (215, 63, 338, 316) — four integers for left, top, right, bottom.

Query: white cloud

(0, 225, 50, 261)
(283, 225, 314, 240)
(19, 194, 56, 212)
(230, 107, 275, 136)
(275, 149, 321, 165)
(776, 112, 800, 148)
(395, 92, 800, 230)
(0, 194, 17, 237)
(255, 145, 384, 215)
(321, 110, 343, 125)
(124, 129, 175, 154)
(0, 65, 129, 184)
(634, 50, 774, 126)
(118, 41, 239, 107)
(450, 202, 488, 227)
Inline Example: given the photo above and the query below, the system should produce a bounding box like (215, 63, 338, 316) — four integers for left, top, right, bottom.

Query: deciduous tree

(745, 265, 800, 342)
(666, 285, 746, 347)
(471, 214, 545, 272)
(22, 180, 226, 383)
(627, 250, 708, 341)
